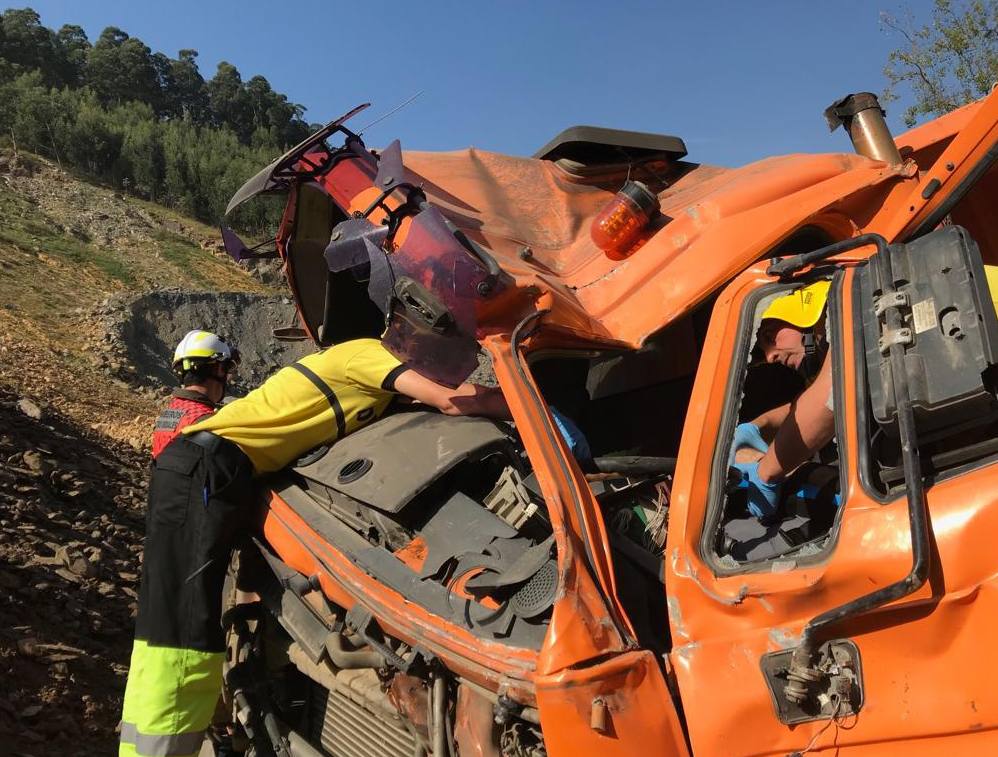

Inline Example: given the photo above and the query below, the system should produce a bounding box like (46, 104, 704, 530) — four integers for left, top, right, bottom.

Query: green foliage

(164, 49, 209, 122)
(1, 7, 61, 84)
(55, 24, 89, 86)
(882, 0, 998, 127)
(85, 26, 160, 109)
(0, 7, 310, 232)
(66, 92, 123, 174)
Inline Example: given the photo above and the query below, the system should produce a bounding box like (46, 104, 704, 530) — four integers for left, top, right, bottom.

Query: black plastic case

(860, 226, 998, 437)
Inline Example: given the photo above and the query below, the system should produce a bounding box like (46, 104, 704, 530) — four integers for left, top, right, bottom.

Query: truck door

(667, 243, 998, 754)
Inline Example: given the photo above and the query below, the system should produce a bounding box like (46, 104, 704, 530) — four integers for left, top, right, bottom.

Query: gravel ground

(0, 387, 148, 754)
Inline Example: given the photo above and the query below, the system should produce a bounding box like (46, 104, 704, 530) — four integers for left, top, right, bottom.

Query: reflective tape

(119, 721, 204, 756)
(155, 409, 185, 431)
(119, 640, 223, 757)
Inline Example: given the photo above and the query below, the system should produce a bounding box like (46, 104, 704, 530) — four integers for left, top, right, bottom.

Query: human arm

(733, 355, 835, 520)
(393, 369, 511, 420)
(757, 354, 835, 484)
(728, 402, 793, 465)
(750, 402, 793, 438)
(344, 340, 510, 420)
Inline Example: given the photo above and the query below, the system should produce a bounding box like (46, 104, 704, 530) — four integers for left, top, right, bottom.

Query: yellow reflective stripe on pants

(119, 639, 223, 757)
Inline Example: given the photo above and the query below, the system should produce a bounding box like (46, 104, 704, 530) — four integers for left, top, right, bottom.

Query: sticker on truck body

(912, 297, 938, 334)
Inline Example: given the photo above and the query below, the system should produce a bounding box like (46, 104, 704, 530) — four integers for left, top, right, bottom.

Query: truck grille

(309, 671, 417, 757)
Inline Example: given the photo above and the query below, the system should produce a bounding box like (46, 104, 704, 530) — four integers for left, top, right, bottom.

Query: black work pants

(137, 432, 255, 651)
(121, 433, 255, 756)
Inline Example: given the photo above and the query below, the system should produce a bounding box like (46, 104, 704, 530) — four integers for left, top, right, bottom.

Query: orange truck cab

(220, 88, 998, 756)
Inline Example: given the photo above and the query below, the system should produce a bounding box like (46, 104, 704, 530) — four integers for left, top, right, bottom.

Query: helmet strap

(800, 330, 826, 378)
(802, 331, 816, 356)
(204, 370, 228, 401)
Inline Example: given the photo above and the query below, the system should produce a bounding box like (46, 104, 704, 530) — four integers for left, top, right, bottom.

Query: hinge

(873, 290, 909, 317)
(879, 327, 913, 354)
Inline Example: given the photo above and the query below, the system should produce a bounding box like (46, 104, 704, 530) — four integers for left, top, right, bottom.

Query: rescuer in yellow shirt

(120, 338, 507, 757)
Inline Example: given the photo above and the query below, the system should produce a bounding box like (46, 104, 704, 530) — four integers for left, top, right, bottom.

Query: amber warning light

(590, 180, 660, 259)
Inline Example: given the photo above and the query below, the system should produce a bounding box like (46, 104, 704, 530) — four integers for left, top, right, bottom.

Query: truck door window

(707, 274, 845, 572)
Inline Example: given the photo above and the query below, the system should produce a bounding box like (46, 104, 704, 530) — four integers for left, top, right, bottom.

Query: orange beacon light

(590, 180, 660, 259)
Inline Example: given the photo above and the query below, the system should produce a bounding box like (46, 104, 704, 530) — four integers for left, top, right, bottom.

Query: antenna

(358, 91, 425, 135)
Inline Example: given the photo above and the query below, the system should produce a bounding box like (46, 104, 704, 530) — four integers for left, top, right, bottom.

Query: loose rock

(17, 398, 43, 420)
(22, 450, 45, 473)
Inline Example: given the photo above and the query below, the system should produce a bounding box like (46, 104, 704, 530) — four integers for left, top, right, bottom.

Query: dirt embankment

(0, 149, 285, 447)
(0, 151, 314, 754)
(91, 290, 312, 396)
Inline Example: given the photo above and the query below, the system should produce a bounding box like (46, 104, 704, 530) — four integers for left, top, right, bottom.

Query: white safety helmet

(171, 330, 240, 377)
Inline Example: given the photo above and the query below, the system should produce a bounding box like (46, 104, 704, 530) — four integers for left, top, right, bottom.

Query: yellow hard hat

(985, 265, 998, 312)
(761, 280, 831, 329)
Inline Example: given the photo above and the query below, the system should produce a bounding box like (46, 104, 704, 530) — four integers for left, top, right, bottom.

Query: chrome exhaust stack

(825, 92, 903, 166)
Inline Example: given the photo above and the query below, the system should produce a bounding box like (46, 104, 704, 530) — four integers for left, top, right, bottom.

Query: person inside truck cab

(732, 268, 998, 521)
(120, 337, 509, 757)
(730, 281, 835, 520)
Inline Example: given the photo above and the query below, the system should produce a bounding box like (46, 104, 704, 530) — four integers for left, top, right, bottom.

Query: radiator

(309, 668, 417, 757)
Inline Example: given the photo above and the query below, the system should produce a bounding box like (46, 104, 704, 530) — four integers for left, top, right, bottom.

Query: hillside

(0, 149, 301, 754)
(0, 148, 278, 443)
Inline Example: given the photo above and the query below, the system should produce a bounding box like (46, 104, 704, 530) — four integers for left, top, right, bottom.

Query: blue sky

(18, 1, 936, 166)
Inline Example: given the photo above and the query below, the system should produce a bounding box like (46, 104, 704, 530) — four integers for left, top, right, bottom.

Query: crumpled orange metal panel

(486, 336, 633, 676)
(534, 650, 690, 757)
(573, 158, 903, 345)
(261, 490, 539, 699)
(403, 147, 911, 347)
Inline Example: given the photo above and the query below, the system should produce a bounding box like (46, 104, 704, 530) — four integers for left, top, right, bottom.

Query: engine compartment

(267, 406, 673, 653)
(242, 406, 668, 755)
(278, 410, 555, 646)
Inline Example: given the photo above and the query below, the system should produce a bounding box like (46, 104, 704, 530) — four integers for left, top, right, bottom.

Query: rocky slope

(0, 388, 147, 753)
(0, 150, 309, 754)
(0, 148, 290, 447)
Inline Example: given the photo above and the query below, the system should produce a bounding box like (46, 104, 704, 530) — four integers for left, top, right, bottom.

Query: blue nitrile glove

(732, 461, 782, 520)
(793, 483, 821, 501)
(550, 406, 592, 464)
(792, 484, 843, 509)
(728, 422, 769, 465)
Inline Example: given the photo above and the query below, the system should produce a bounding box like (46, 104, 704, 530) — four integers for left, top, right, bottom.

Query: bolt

(382, 175, 393, 186)
(494, 694, 517, 725)
(590, 697, 608, 732)
(518, 246, 533, 260)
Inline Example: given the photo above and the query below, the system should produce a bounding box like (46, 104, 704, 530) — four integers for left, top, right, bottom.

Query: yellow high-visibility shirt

(185, 339, 405, 474)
